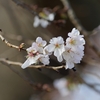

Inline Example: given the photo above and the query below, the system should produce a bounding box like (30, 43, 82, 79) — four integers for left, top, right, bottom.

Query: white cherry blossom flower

(36, 37, 47, 47)
(62, 28, 85, 69)
(21, 37, 49, 69)
(45, 36, 65, 62)
(67, 28, 85, 49)
(62, 47, 74, 69)
(68, 28, 83, 38)
(33, 37, 47, 54)
(33, 11, 55, 28)
(33, 16, 49, 28)
(21, 46, 40, 69)
(62, 46, 83, 69)
(46, 13, 55, 21)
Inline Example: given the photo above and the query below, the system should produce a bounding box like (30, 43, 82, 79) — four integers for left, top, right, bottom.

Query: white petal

(54, 48, 60, 57)
(65, 61, 74, 69)
(54, 45, 65, 58)
(40, 55, 50, 65)
(36, 37, 47, 47)
(45, 44, 55, 52)
(54, 49, 63, 62)
(57, 55, 63, 62)
(29, 57, 37, 64)
(60, 45, 65, 53)
(31, 42, 39, 52)
(33, 16, 40, 27)
(47, 13, 55, 21)
(40, 19, 49, 28)
(57, 36, 64, 44)
(68, 28, 81, 38)
(36, 37, 42, 43)
(21, 57, 31, 69)
(41, 41, 47, 47)
(26, 46, 33, 52)
(43, 46, 52, 55)
(38, 47, 43, 53)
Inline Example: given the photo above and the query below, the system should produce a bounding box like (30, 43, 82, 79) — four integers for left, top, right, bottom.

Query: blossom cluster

(21, 28, 85, 69)
(33, 11, 55, 28)
(21, 37, 50, 69)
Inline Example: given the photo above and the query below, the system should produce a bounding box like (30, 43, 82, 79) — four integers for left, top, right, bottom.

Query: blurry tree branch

(83, 80, 100, 94)
(61, 0, 100, 57)
(1, 58, 100, 93)
(12, 0, 37, 15)
(0, 58, 51, 91)
(61, 0, 90, 36)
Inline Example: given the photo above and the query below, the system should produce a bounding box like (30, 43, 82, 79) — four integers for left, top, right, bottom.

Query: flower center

(55, 43, 60, 48)
(28, 51, 39, 57)
(69, 39, 76, 45)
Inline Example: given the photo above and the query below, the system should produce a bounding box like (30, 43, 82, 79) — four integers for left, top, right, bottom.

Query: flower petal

(57, 55, 63, 62)
(54, 49, 63, 62)
(40, 19, 49, 28)
(40, 55, 50, 65)
(45, 44, 55, 52)
(33, 16, 40, 27)
(21, 57, 31, 69)
(36, 37, 42, 43)
(65, 61, 74, 69)
(54, 45, 65, 58)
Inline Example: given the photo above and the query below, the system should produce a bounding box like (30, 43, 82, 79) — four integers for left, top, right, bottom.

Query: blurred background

(0, 0, 100, 100)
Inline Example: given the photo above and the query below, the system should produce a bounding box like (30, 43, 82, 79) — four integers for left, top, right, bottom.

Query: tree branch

(0, 58, 51, 91)
(12, 0, 37, 15)
(61, 0, 91, 36)
(0, 29, 25, 51)
(0, 58, 64, 70)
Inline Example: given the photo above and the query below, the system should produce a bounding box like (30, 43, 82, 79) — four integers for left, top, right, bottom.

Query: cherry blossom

(33, 16, 49, 28)
(45, 36, 65, 62)
(62, 28, 85, 69)
(36, 37, 47, 47)
(21, 28, 85, 70)
(21, 37, 49, 69)
(33, 13, 55, 28)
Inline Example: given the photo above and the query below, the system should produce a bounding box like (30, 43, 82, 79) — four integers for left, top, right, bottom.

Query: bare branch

(61, 0, 91, 36)
(0, 58, 52, 91)
(0, 30, 26, 51)
(12, 0, 37, 15)
(0, 58, 64, 70)
(60, 0, 100, 58)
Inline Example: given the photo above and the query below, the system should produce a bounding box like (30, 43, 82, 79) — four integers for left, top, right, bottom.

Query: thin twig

(0, 58, 64, 70)
(61, 0, 91, 36)
(0, 29, 26, 51)
(61, 0, 100, 57)
(12, 0, 37, 15)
